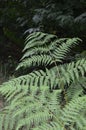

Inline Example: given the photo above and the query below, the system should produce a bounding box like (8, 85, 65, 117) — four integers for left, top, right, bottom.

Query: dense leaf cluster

(0, 32, 86, 130)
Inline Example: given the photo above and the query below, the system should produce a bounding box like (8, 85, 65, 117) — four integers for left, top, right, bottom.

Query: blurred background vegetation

(0, 0, 86, 77)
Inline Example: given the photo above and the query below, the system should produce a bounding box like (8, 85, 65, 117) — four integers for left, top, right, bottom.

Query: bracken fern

(0, 32, 86, 130)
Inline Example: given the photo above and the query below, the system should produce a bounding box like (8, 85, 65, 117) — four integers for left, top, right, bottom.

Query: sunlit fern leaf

(75, 115, 86, 130)
(21, 44, 56, 60)
(16, 111, 53, 130)
(48, 89, 61, 112)
(1, 58, 86, 101)
(32, 122, 64, 130)
(61, 96, 86, 125)
(0, 87, 62, 130)
(0, 85, 86, 130)
(16, 55, 55, 70)
(21, 38, 72, 60)
(45, 58, 86, 87)
(66, 81, 83, 101)
(52, 38, 80, 60)
(0, 32, 86, 130)
(17, 32, 81, 70)
(23, 32, 57, 51)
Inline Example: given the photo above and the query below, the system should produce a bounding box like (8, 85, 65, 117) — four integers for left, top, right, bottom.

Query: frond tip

(17, 32, 81, 70)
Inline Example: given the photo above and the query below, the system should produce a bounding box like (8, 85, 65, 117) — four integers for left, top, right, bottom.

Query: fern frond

(17, 32, 81, 70)
(23, 32, 57, 51)
(1, 58, 86, 101)
(21, 44, 56, 60)
(16, 55, 54, 70)
(0, 86, 63, 130)
(0, 32, 86, 130)
(61, 96, 86, 128)
(62, 58, 86, 83)
(52, 38, 80, 60)
(45, 58, 86, 88)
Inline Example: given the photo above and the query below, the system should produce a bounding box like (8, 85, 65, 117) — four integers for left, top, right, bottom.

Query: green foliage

(17, 32, 81, 69)
(0, 32, 86, 130)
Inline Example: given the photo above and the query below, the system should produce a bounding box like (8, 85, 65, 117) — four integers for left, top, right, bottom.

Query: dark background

(0, 0, 86, 72)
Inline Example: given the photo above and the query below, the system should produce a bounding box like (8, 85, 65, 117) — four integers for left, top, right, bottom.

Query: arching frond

(17, 32, 81, 70)
(0, 32, 86, 130)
